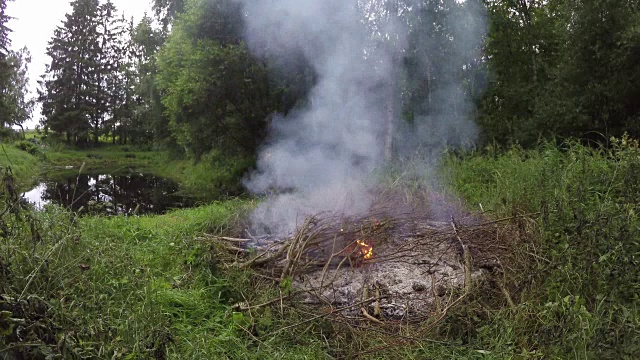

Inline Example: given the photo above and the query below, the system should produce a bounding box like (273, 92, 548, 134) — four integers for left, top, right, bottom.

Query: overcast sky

(7, 0, 154, 128)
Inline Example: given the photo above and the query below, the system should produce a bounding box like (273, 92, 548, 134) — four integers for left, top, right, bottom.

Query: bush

(0, 127, 20, 141)
(14, 140, 44, 157)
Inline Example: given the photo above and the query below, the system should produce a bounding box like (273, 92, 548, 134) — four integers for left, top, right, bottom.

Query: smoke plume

(241, 0, 486, 236)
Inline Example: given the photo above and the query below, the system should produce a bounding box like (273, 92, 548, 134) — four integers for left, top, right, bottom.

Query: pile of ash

(207, 195, 526, 324)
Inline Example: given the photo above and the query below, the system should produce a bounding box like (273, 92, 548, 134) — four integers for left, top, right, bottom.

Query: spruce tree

(40, 0, 131, 145)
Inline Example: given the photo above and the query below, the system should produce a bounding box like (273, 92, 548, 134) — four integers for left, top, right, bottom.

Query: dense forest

(5, 0, 632, 157)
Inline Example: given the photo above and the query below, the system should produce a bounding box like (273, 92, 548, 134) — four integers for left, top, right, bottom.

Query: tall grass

(3, 137, 640, 359)
(428, 136, 640, 359)
(4, 200, 236, 358)
(0, 193, 334, 359)
(0, 143, 41, 188)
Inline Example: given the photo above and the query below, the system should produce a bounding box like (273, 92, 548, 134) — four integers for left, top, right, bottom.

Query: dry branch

(209, 194, 528, 327)
(451, 217, 473, 293)
(266, 296, 390, 336)
(233, 290, 305, 311)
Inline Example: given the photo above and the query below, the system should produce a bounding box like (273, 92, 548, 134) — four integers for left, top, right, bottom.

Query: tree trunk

(384, 52, 399, 161)
(383, 0, 400, 162)
(384, 84, 395, 161)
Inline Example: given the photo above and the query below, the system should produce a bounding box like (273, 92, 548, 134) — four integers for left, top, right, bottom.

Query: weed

(434, 137, 640, 358)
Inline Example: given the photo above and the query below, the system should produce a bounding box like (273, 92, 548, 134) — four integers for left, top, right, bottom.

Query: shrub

(14, 140, 44, 157)
(0, 127, 20, 141)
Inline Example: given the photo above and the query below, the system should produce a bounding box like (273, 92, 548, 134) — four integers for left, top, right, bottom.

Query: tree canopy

(32, 0, 640, 151)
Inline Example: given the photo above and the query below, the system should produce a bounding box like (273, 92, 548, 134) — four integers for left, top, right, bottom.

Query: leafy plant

(13, 140, 43, 157)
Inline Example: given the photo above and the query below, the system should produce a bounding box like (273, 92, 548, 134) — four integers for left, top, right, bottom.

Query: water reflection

(22, 172, 195, 215)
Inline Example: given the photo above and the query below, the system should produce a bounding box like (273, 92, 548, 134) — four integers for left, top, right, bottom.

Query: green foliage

(32, 0, 640, 154)
(152, 0, 185, 29)
(0, 143, 41, 188)
(157, 0, 272, 160)
(0, 0, 33, 133)
(480, 0, 640, 145)
(13, 140, 42, 157)
(164, 150, 254, 200)
(39, 0, 133, 146)
(440, 137, 640, 358)
(401, 0, 486, 124)
(0, 0, 14, 129)
(0, 127, 18, 140)
(1, 47, 34, 130)
(129, 14, 169, 147)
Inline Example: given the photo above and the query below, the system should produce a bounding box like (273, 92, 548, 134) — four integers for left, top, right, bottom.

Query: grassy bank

(2, 138, 640, 358)
(43, 145, 251, 201)
(3, 200, 268, 359)
(0, 142, 42, 189)
(1, 134, 252, 200)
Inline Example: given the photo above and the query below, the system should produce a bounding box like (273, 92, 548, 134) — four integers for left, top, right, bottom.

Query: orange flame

(356, 239, 374, 260)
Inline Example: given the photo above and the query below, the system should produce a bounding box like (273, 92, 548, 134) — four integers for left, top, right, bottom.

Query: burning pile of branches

(203, 193, 532, 327)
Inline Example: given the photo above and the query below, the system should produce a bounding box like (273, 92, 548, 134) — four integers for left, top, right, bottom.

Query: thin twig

(264, 296, 389, 337)
(208, 236, 252, 243)
(233, 290, 304, 312)
(223, 245, 250, 253)
(361, 307, 383, 324)
(451, 217, 473, 293)
(475, 212, 541, 227)
(239, 241, 290, 268)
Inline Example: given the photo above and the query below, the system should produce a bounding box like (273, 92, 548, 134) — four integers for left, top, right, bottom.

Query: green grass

(0, 136, 252, 201)
(44, 144, 167, 172)
(0, 198, 334, 359)
(43, 145, 251, 200)
(153, 150, 253, 201)
(0, 142, 42, 189)
(3, 137, 640, 359)
(22, 129, 39, 140)
(431, 137, 640, 359)
(5, 200, 246, 358)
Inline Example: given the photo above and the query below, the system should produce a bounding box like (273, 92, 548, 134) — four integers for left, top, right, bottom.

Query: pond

(22, 171, 196, 215)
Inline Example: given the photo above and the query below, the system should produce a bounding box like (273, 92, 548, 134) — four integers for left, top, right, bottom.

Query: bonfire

(202, 190, 531, 329)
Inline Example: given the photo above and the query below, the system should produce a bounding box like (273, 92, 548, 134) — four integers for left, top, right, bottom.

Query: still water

(22, 172, 195, 215)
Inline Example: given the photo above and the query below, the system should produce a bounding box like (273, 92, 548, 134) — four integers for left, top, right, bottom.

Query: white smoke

(241, 0, 486, 236)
